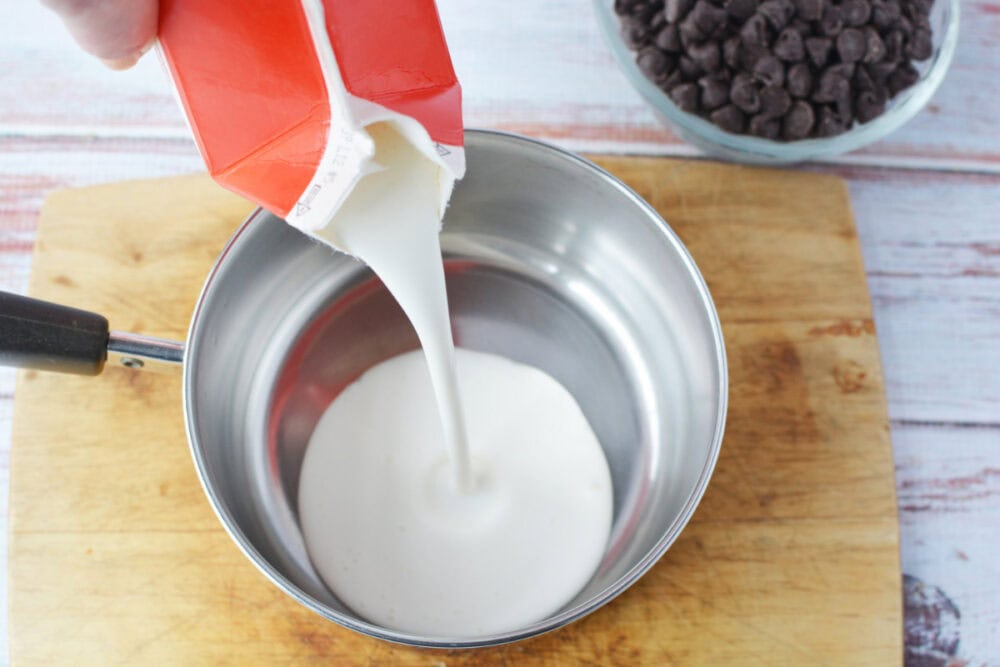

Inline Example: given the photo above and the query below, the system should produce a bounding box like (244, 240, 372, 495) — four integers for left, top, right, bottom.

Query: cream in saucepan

(297, 123, 613, 636)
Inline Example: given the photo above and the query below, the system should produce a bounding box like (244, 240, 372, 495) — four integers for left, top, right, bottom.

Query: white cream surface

(299, 122, 613, 636)
(298, 348, 613, 636)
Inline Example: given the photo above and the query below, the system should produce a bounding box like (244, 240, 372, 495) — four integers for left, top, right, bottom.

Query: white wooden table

(2, 1, 998, 664)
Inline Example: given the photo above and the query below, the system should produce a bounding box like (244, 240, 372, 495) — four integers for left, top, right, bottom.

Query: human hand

(42, 0, 159, 70)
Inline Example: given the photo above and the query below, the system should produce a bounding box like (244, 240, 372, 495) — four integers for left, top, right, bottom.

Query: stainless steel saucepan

(0, 130, 727, 647)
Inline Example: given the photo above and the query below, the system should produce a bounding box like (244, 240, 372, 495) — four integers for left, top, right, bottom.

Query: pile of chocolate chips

(615, 0, 935, 140)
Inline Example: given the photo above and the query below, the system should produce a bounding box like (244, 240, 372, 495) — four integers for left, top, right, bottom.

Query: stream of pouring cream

(314, 123, 474, 492)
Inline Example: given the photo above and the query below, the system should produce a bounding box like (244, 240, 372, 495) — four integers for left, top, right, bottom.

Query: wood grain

(10, 163, 901, 664)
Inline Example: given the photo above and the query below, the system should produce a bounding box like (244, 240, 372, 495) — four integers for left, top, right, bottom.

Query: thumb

(42, 0, 159, 70)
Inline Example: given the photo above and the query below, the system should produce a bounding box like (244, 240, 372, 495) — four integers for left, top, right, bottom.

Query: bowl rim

(183, 128, 729, 648)
(593, 0, 961, 162)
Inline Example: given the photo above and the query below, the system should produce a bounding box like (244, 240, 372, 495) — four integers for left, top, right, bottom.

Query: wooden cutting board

(9, 159, 902, 665)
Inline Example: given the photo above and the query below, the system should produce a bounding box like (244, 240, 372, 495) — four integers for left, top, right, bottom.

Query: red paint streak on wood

(961, 268, 1000, 278)
(977, 1, 1000, 15)
(0, 137, 195, 156)
(809, 164, 1000, 186)
(968, 242, 1000, 257)
(907, 492, 999, 503)
(898, 467, 1000, 512)
(0, 175, 65, 200)
(0, 218, 40, 233)
(856, 145, 1000, 165)
(869, 269, 1000, 280)
(0, 241, 36, 253)
(900, 502, 995, 513)
(903, 468, 1000, 491)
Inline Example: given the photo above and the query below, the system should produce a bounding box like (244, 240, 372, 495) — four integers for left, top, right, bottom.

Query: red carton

(158, 0, 464, 231)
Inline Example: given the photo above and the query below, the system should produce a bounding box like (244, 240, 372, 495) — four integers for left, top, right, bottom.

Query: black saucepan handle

(0, 291, 109, 376)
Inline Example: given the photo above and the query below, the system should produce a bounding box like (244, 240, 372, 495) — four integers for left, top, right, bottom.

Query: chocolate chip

(633, 2, 661, 23)
(866, 60, 896, 87)
(679, 55, 704, 80)
(688, 40, 723, 72)
(819, 4, 844, 36)
(888, 61, 919, 94)
(666, 0, 697, 23)
(699, 74, 732, 109)
(853, 63, 876, 92)
(816, 105, 847, 136)
(637, 47, 676, 83)
(813, 68, 849, 102)
(905, 0, 933, 25)
(855, 89, 886, 122)
(871, 0, 901, 29)
(723, 35, 742, 68)
(907, 27, 933, 60)
(793, 0, 823, 21)
(710, 103, 747, 132)
(725, 0, 759, 20)
(614, 0, 643, 16)
(621, 18, 652, 49)
(740, 43, 769, 70)
(782, 100, 815, 139)
(679, 14, 708, 49)
(759, 84, 792, 117)
(910, 11, 932, 32)
(841, 0, 872, 26)
(805, 36, 833, 68)
(837, 28, 867, 63)
(650, 9, 668, 32)
(669, 82, 702, 111)
(789, 18, 813, 36)
(774, 27, 805, 61)
(749, 113, 781, 138)
(752, 54, 785, 86)
(835, 93, 853, 124)
(730, 72, 763, 112)
(827, 62, 857, 80)
(661, 69, 686, 90)
(709, 22, 732, 42)
(655, 24, 683, 52)
(884, 30, 904, 61)
(758, 0, 796, 30)
(787, 62, 813, 97)
(862, 26, 887, 62)
(690, 0, 729, 33)
(740, 14, 771, 51)
(894, 15, 914, 38)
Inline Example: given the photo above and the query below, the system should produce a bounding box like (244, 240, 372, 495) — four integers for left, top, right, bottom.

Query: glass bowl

(593, 0, 960, 164)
